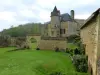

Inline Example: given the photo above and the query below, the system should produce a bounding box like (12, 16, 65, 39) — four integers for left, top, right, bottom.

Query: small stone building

(80, 8, 100, 75)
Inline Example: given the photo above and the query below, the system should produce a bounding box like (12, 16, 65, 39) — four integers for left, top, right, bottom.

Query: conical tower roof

(53, 6, 58, 12)
(51, 6, 60, 17)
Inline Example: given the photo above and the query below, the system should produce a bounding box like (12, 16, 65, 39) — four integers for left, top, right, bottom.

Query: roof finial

(53, 6, 58, 12)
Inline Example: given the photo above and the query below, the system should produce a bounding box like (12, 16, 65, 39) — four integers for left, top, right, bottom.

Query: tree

(0, 35, 11, 47)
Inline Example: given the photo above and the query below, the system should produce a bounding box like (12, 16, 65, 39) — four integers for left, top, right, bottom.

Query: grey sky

(0, 0, 100, 31)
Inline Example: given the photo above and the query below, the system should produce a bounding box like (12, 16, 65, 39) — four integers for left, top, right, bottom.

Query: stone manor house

(42, 6, 85, 37)
(37, 6, 85, 50)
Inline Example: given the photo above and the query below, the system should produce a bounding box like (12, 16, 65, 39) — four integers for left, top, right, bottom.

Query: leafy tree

(0, 35, 11, 47)
(1, 23, 43, 37)
(15, 37, 30, 49)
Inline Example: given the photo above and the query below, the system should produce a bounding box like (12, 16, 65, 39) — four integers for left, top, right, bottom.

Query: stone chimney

(70, 10, 74, 19)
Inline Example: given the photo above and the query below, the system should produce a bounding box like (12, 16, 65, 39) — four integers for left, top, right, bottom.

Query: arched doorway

(30, 38, 37, 49)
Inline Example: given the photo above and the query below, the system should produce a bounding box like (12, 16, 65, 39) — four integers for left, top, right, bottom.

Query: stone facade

(80, 8, 100, 75)
(38, 37, 67, 50)
(67, 21, 79, 36)
(26, 35, 41, 48)
(39, 6, 84, 50)
(97, 10, 100, 75)
(81, 18, 97, 75)
(43, 6, 81, 38)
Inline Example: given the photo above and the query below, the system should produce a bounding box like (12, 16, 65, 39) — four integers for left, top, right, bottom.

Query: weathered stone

(80, 8, 100, 75)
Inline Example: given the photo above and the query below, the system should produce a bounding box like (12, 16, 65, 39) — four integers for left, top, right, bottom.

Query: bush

(69, 49, 74, 56)
(0, 35, 11, 47)
(23, 45, 30, 49)
(76, 41, 85, 55)
(72, 55, 88, 72)
(55, 47, 59, 52)
(74, 48, 80, 55)
(36, 48, 40, 50)
(66, 48, 70, 53)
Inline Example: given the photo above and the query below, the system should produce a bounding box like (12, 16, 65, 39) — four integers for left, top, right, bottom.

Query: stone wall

(67, 21, 79, 36)
(97, 13, 100, 75)
(80, 17, 98, 75)
(60, 22, 68, 37)
(38, 37, 67, 50)
(97, 58, 100, 75)
(50, 16, 61, 37)
(26, 35, 41, 48)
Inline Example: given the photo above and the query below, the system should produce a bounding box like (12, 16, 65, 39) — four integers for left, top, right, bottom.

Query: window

(60, 29, 65, 34)
(63, 29, 65, 34)
(52, 31, 54, 36)
(57, 31, 59, 36)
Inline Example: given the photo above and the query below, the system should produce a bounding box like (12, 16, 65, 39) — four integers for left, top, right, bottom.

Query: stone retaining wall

(38, 39, 67, 50)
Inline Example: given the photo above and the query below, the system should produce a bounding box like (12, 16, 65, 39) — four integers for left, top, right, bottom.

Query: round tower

(50, 6, 61, 37)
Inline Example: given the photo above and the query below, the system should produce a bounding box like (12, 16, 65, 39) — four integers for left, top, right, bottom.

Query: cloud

(0, 11, 16, 22)
(0, 0, 100, 31)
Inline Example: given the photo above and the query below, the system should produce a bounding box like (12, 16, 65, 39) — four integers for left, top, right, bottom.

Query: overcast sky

(0, 0, 100, 31)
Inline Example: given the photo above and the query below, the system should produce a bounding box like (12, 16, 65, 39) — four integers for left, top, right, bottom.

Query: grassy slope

(0, 47, 88, 75)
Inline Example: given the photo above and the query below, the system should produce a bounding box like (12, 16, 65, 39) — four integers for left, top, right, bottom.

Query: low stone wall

(41, 37, 66, 40)
(38, 38, 67, 51)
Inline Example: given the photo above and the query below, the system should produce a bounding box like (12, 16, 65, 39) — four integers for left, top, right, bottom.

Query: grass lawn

(68, 43, 78, 50)
(0, 47, 88, 75)
(30, 43, 37, 49)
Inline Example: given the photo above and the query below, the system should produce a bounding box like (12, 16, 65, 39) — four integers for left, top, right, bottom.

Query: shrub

(74, 48, 80, 55)
(76, 41, 85, 55)
(55, 47, 59, 52)
(36, 48, 40, 50)
(0, 35, 11, 47)
(72, 55, 88, 72)
(69, 49, 74, 56)
(26, 46, 30, 49)
(66, 48, 70, 53)
(15, 37, 26, 48)
(23, 45, 30, 49)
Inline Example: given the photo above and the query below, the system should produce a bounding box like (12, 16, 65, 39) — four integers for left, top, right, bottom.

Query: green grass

(68, 43, 78, 50)
(0, 47, 88, 75)
(30, 43, 37, 49)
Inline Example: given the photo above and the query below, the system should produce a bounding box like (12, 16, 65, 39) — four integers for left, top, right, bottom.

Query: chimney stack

(70, 10, 74, 19)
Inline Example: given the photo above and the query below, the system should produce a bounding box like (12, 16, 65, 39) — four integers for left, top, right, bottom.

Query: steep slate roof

(60, 13, 74, 22)
(51, 6, 75, 22)
(81, 8, 100, 29)
(45, 13, 75, 25)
